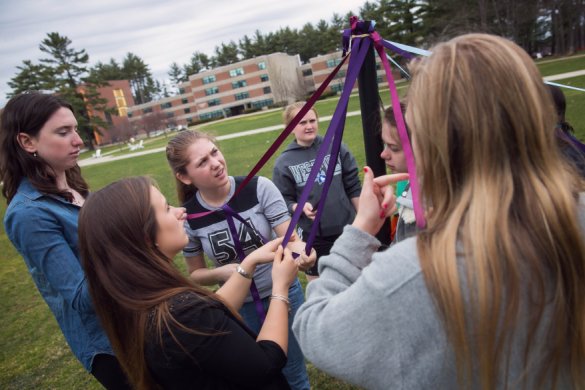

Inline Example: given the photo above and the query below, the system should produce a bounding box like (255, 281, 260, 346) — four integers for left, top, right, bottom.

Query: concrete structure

(191, 52, 304, 121)
(125, 50, 404, 134)
(127, 53, 305, 128)
(308, 50, 402, 94)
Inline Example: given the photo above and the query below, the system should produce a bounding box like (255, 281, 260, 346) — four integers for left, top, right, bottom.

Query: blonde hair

(165, 130, 218, 204)
(282, 101, 319, 127)
(409, 34, 585, 388)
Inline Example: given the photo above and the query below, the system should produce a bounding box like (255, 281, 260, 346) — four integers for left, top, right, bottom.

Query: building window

(128, 112, 133, 118)
(377, 76, 384, 83)
(143, 107, 153, 114)
(208, 98, 221, 107)
(263, 86, 271, 94)
(200, 110, 224, 120)
(161, 102, 172, 109)
(252, 99, 274, 109)
(181, 97, 189, 104)
(205, 86, 219, 96)
(179, 87, 185, 94)
(326, 58, 343, 68)
(166, 112, 174, 118)
(184, 108, 191, 114)
(331, 83, 344, 93)
(231, 80, 247, 89)
(302, 69, 313, 76)
(229, 67, 244, 77)
(257, 61, 266, 70)
(105, 111, 113, 125)
(202, 75, 216, 84)
(260, 74, 269, 82)
(187, 117, 193, 123)
(235, 92, 250, 101)
(118, 107, 128, 117)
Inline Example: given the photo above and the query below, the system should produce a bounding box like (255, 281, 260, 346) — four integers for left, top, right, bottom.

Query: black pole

(357, 25, 391, 246)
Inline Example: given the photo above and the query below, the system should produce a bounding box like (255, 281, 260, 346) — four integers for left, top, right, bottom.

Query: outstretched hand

(352, 167, 409, 236)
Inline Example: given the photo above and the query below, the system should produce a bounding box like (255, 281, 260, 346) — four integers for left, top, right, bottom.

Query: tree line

(7, 0, 583, 147)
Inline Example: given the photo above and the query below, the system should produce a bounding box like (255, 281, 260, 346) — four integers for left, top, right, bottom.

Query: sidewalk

(543, 69, 585, 81)
(79, 69, 585, 168)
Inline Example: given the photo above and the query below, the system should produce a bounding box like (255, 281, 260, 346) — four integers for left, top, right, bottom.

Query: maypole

(355, 20, 391, 245)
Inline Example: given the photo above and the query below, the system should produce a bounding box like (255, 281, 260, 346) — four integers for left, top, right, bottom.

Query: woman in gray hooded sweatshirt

(290, 34, 585, 389)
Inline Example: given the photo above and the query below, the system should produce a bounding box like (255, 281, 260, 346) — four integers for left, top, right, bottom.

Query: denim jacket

(4, 178, 113, 371)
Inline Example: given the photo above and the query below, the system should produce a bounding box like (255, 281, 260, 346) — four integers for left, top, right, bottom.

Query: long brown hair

(0, 92, 88, 204)
(79, 176, 230, 389)
(166, 130, 218, 204)
(409, 34, 585, 388)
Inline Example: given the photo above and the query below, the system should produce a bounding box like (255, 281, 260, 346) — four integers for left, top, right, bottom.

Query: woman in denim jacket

(1, 92, 129, 389)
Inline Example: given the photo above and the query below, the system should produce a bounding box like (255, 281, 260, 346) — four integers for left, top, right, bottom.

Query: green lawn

(2, 54, 584, 389)
(536, 53, 585, 77)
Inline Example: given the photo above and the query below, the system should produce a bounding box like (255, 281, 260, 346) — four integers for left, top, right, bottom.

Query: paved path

(79, 69, 585, 168)
(543, 69, 585, 81)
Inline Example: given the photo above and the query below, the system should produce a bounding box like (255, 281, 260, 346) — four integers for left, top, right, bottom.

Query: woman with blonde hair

(292, 33, 585, 389)
(273, 102, 361, 280)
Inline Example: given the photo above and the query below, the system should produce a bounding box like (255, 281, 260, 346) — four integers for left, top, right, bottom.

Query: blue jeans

(240, 278, 310, 390)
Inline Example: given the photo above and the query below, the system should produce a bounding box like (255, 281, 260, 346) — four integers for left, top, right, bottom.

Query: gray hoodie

(272, 135, 361, 238)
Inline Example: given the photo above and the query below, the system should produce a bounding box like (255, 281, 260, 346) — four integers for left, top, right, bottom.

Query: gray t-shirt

(183, 176, 290, 302)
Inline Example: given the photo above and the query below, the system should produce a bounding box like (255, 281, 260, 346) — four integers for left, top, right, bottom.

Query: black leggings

(91, 354, 132, 390)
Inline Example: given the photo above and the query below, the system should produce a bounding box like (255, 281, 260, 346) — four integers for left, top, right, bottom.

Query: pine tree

(7, 60, 49, 97)
(37, 32, 110, 149)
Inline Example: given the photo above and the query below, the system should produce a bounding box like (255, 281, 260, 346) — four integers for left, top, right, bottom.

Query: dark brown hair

(79, 176, 231, 389)
(382, 102, 410, 143)
(165, 130, 218, 204)
(0, 92, 88, 204)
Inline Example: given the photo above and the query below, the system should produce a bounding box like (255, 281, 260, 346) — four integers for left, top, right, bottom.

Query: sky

(0, 0, 367, 107)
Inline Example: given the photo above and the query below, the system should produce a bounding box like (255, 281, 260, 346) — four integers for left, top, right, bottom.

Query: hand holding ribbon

(286, 240, 317, 272)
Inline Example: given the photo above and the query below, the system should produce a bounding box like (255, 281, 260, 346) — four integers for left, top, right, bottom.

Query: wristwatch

(236, 264, 253, 279)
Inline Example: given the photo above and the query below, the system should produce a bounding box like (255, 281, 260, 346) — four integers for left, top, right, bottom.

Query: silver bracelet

(269, 294, 290, 312)
(236, 265, 252, 279)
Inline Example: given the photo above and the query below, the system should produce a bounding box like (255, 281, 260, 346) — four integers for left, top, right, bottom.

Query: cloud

(0, 0, 366, 106)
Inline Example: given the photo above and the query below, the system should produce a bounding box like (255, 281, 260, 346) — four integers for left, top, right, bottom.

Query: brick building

(125, 50, 404, 135)
(85, 80, 134, 145)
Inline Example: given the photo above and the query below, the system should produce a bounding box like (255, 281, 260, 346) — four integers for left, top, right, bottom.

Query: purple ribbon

(221, 204, 266, 323)
(282, 36, 371, 249)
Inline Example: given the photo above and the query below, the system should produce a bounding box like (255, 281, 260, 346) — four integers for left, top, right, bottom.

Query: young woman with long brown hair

(1, 92, 129, 388)
(292, 34, 585, 389)
(79, 176, 299, 389)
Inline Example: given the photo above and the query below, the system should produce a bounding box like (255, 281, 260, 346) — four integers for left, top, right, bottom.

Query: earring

(33, 152, 37, 157)
(154, 243, 159, 247)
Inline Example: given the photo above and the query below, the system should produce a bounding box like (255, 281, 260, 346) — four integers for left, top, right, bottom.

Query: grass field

(1, 55, 584, 389)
